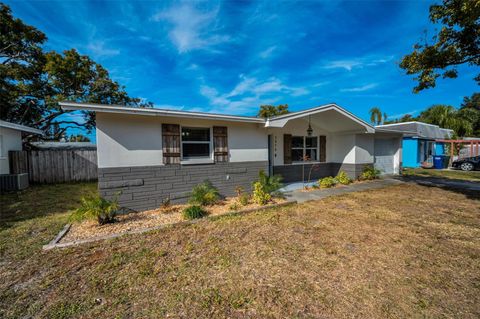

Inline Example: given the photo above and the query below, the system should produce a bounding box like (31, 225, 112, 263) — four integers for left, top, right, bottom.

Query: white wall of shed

(0, 127, 23, 174)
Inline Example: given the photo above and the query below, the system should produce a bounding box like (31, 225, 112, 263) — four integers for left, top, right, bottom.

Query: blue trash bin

(433, 155, 444, 169)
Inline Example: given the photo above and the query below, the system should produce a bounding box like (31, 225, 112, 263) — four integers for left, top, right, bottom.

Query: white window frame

(180, 126, 214, 164)
(291, 136, 319, 163)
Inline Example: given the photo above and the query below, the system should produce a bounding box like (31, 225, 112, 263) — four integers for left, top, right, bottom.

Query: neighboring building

(0, 120, 43, 175)
(375, 122, 453, 168)
(0, 120, 43, 192)
(60, 102, 404, 211)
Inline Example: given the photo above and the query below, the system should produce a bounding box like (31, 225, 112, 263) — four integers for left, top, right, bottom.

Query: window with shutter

(213, 126, 228, 162)
(162, 124, 181, 164)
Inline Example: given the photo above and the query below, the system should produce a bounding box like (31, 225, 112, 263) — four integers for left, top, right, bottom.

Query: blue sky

(6, 0, 478, 142)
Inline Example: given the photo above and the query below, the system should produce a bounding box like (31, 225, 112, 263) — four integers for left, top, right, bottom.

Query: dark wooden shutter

(162, 124, 180, 164)
(319, 135, 326, 162)
(284, 134, 292, 164)
(213, 126, 228, 162)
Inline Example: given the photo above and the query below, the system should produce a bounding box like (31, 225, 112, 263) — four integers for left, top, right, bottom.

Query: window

(181, 127, 211, 159)
(291, 136, 318, 162)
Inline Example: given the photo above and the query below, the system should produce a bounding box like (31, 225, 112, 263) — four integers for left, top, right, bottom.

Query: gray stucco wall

(273, 162, 369, 183)
(98, 161, 268, 212)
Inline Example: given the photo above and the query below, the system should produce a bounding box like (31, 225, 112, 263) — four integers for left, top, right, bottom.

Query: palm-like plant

(369, 107, 383, 125)
(419, 105, 472, 137)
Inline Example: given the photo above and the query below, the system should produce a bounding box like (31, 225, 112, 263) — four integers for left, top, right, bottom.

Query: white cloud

(340, 83, 378, 92)
(199, 75, 308, 114)
(259, 45, 277, 59)
(86, 41, 120, 57)
(320, 55, 394, 71)
(152, 4, 230, 53)
(323, 60, 363, 71)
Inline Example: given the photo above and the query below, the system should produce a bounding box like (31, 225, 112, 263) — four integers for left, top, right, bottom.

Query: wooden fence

(9, 150, 98, 183)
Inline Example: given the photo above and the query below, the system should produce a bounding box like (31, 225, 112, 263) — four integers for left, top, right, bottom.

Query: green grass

(0, 183, 97, 261)
(1, 182, 479, 318)
(402, 168, 480, 181)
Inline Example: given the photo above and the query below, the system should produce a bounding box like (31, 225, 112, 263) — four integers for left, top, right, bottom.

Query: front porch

(266, 104, 376, 182)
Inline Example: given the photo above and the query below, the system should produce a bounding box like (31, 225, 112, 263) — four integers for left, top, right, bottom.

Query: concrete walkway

(283, 178, 404, 203)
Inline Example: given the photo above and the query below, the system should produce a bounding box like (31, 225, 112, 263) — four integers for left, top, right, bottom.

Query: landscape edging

(43, 200, 297, 250)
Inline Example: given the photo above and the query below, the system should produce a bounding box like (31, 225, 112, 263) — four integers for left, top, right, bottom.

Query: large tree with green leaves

(418, 104, 473, 137)
(257, 104, 289, 118)
(0, 3, 151, 140)
(400, 0, 480, 93)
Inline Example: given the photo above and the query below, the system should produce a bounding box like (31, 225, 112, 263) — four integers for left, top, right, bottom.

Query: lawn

(1, 182, 479, 318)
(403, 167, 480, 181)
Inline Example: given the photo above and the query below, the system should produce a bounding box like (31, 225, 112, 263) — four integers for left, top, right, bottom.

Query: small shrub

(228, 202, 240, 211)
(235, 186, 250, 206)
(336, 171, 352, 185)
(161, 196, 171, 208)
(71, 194, 119, 225)
(182, 205, 208, 220)
(238, 193, 249, 206)
(359, 165, 381, 181)
(319, 176, 336, 188)
(189, 180, 219, 206)
(252, 181, 271, 205)
(257, 170, 283, 194)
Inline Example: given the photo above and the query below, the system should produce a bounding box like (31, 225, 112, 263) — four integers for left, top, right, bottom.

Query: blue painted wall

(435, 143, 445, 155)
(403, 138, 419, 168)
(403, 138, 446, 168)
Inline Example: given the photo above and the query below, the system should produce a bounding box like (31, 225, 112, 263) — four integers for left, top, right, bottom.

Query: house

(375, 122, 453, 168)
(0, 120, 43, 192)
(0, 120, 43, 175)
(60, 102, 405, 211)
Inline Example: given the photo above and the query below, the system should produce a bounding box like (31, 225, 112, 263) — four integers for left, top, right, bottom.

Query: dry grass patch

(1, 183, 479, 318)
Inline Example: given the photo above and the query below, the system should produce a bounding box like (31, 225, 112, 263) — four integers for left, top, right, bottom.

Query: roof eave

(59, 102, 265, 124)
(265, 103, 375, 133)
(0, 120, 43, 135)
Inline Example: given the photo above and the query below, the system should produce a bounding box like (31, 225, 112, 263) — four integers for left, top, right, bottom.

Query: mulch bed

(61, 197, 287, 243)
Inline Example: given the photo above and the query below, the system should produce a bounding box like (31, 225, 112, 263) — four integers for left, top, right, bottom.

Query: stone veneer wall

(98, 161, 268, 212)
(273, 162, 371, 183)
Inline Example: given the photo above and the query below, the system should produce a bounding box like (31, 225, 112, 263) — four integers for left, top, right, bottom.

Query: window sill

(180, 159, 215, 165)
(290, 161, 324, 165)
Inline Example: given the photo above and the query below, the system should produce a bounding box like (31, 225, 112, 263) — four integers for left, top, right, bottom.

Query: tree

(461, 92, 480, 111)
(460, 92, 480, 136)
(0, 3, 46, 125)
(400, 0, 480, 93)
(69, 134, 91, 142)
(0, 3, 152, 140)
(257, 104, 289, 118)
(418, 104, 473, 137)
(369, 107, 383, 125)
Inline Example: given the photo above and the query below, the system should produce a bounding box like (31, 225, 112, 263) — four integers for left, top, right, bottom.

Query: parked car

(451, 156, 480, 171)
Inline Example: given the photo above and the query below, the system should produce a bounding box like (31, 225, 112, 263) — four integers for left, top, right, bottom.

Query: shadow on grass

(0, 182, 97, 229)
(398, 175, 480, 201)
